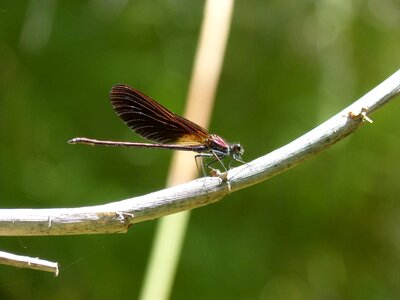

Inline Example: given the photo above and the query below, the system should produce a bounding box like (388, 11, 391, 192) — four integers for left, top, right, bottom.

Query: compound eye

(232, 144, 243, 155)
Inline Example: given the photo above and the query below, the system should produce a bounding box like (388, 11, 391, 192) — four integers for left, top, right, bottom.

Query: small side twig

(0, 251, 59, 276)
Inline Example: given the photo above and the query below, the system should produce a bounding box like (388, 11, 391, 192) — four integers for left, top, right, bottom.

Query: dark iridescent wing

(110, 85, 209, 145)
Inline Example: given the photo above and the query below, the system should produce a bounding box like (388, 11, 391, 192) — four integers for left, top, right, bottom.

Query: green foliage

(1, 1, 400, 299)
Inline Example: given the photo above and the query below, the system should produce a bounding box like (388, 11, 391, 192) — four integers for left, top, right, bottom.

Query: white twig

(0, 251, 59, 276)
(228, 69, 400, 190)
(0, 69, 399, 238)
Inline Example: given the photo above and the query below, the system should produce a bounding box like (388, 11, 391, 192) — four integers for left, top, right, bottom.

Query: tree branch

(1, 69, 399, 237)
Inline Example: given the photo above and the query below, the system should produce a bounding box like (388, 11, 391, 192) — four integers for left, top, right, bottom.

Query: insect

(68, 84, 244, 174)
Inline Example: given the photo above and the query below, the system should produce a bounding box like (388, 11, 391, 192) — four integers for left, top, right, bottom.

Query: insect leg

(195, 153, 219, 176)
(206, 150, 228, 172)
(195, 154, 207, 176)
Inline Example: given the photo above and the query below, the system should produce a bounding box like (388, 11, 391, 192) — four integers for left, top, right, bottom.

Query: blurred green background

(1, 0, 400, 299)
